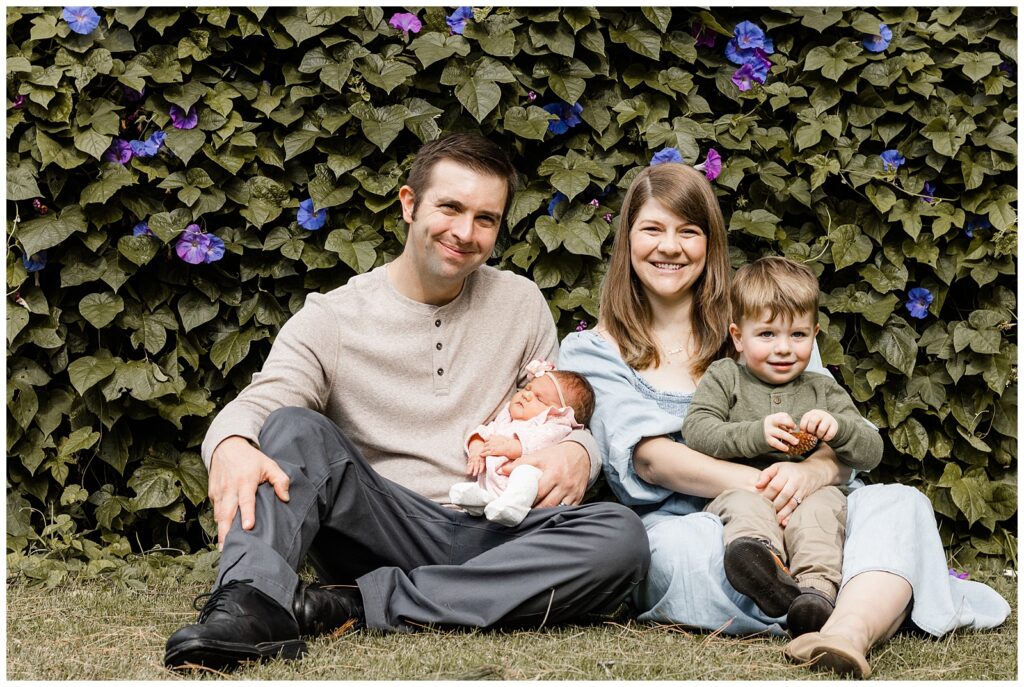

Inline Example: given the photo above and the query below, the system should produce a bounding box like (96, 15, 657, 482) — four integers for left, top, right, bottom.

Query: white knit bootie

(484, 465, 542, 527)
(448, 481, 494, 516)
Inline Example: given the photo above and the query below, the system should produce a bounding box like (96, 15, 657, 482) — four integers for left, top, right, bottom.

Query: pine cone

(786, 431, 819, 456)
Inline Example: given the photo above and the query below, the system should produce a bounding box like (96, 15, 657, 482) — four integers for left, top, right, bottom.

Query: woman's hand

(756, 460, 828, 526)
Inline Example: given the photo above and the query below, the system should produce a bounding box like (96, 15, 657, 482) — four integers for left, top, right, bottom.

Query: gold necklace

(655, 332, 689, 356)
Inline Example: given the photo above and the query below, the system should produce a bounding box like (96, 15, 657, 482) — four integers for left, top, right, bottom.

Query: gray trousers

(217, 407, 651, 632)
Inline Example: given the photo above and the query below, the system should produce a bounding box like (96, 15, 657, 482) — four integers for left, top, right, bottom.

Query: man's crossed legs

(165, 407, 650, 669)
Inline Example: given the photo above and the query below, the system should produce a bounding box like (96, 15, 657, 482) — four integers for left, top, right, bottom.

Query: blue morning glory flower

(103, 139, 133, 164)
(446, 6, 473, 35)
(880, 149, 905, 172)
(132, 221, 152, 237)
(964, 214, 991, 238)
(203, 234, 226, 263)
(23, 251, 47, 272)
(547, 192, 568, 216)
(297, 198, 328, 230)
(863, 24, 893, 53)
(129, 131, 166, 159)
(541, 102, 584, 135)
(650, 147, 684, 166)
(62, 7, 100, 35)
(921, 181, 936, 203)
(733, 21, 766, 50)
(904, 287, 933, 319)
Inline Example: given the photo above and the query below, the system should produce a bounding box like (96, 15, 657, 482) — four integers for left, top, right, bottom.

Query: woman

(558, 162, 1009, 677)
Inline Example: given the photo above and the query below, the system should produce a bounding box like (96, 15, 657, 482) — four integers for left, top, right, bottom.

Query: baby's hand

(763, 412, 798, 452)
(466, 450, 485, 478)
(480, 435, 523, 460)
(800, 409, 838, 442)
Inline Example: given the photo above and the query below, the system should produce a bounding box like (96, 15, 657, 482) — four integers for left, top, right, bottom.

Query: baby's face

(509, 375, 561, 421)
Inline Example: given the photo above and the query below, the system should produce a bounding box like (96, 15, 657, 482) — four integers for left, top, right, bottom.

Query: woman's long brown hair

(599, 163, 734, 376)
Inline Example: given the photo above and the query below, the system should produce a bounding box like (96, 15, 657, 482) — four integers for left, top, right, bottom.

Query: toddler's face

(509, 375, 561, 421)
(730, 309, 819, 385)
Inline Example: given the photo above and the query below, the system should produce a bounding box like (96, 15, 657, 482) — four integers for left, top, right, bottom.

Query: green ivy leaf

(117, 235, 159, 267)
(79, 292, 125, 329)
(503, 106, 556, 141)
(889, 417, 929, 460)
(80, 165, 135, 205)
(829, 224, 873, 271)
(16, 205, 88, 255)
(164, 128, 206, 164)
(349, 102, 410, 152)
(67, 352, 117, 395)
(729, 209, 781, 240)
(209, 327, 270, 374)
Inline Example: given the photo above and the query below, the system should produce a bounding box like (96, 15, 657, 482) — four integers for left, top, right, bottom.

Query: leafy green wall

(6, 7, 1017, 581)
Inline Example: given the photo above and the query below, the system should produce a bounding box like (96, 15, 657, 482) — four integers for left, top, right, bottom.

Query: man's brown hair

(405, 133, 520, 230)
(731, 256, 820, 326)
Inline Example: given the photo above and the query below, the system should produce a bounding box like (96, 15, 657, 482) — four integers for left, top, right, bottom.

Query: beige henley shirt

(201, 264, 601, 503)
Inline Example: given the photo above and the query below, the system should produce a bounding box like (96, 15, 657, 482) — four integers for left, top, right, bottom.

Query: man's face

(398, 159, 507, 291)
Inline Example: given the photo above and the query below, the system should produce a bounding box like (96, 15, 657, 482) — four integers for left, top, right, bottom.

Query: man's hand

(479, 435, 523, 460)
(496, 441, 589, 507)
(208, 436, 291, 550)
(800, 409, 838, 442)
(763, 412, 799, 452)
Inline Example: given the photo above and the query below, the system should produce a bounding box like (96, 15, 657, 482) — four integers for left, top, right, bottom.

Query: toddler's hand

(800, 409, 838, 442)
(763, 412, 798, 452)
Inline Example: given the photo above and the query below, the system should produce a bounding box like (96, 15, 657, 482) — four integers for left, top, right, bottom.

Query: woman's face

(628, 196, 708, 303)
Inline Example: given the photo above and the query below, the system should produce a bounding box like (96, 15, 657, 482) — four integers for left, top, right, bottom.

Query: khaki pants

(705, 486, 847, 600)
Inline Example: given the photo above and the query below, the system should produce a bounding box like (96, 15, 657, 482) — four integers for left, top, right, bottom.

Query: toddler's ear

(728, 323, 743, 351)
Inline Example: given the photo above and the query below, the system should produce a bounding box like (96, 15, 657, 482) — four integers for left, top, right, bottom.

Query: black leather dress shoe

(723, 536, 802, 618)
(164, 579, 307, 671)
(292, 582, 365, 636)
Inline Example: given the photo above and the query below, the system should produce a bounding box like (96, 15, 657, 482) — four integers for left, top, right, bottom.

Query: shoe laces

(191, 555, 253, 623)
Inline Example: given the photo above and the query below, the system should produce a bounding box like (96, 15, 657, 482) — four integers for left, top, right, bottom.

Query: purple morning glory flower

(964, 215, 991, 238)
(122, 84, 145, 103)
(388, 12, 422, 35)
(691, 20, 716, 48)
(732, 63, 757, 92)
(603, 213, 612, 223)
(697, 148, 722, 181)
(132, 221, 152, 237)
(22, 251, 47, 272)
(589, 198, 600, 207)
(880, 149, 905, 172)
(541, 102, 584, 135)
(527, 91, 537, 102)
(446, 6, 473, 35)
(650, 147, 684, 166)
(169, 104, 198, 130)
(575, 320, 589, 332)
(203, 234, 226, 263)
(12, 94, 26, 109)
(297, 198, 327, 230)
(547, 192, 568, 216)
(733, 21, 766, 50)
(103, 139, 133, 164)
(948, 568, 970, 580)
(921, 181, 936, 203)
(62, 6, 100, 35)
(176, 225, 210, 264)
(863, 24, 893, 53)
(904, 287, 933, 319)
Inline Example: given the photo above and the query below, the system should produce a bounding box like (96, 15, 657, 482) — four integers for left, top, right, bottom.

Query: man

(165, 133, 650, 670)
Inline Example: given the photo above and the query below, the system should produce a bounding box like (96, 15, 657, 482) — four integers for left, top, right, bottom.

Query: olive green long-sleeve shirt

(682, 358, 882, 471)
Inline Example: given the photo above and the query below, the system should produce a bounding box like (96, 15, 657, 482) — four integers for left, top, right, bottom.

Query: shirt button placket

(433, 316, 449, 394)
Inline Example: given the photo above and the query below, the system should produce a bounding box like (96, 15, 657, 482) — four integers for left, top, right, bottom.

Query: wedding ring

(793, 496, 802, 505)
(559, 500, 569, 507)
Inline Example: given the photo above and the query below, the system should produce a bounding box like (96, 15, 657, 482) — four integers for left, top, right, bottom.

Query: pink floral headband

(525, 359, 568, 409)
